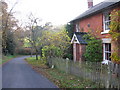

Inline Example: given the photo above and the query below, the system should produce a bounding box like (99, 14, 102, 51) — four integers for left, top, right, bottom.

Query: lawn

(25, 57, 103, 88)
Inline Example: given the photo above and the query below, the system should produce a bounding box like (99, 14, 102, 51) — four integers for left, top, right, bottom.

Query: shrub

(42, 45, 63, 58)
(16, 47, 35, 55)
(83, 34, 103, 62)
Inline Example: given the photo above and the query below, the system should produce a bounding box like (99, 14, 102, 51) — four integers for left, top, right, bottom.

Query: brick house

(70, 0, 120, 62)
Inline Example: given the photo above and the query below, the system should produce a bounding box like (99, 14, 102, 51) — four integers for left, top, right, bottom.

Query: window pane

(105, 53, 107, 60)
(105, 22, 110, 30)
(105, 15, 109, 21)
(76, 24, 80, 32)
(104, 12, 110, 30)
(105, 43, 108, 51)
(109, 44, 111, 51)
(104, 43, 111, 61)
(107, 53, 109, 60)
(105, 13, 110, 21)
(108, 13, 111, 20)
(108, 53, 111, 61)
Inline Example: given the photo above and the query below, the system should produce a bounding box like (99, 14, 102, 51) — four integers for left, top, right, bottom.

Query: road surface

(2, 56, 57, 88)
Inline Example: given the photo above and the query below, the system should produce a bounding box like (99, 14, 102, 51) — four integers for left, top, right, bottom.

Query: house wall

(73, 6, 120, 62)
(73, 43, 81, 61)
(73, 43, 76, 61)
(73, 43, 86, 61)
(75, 13, 111, 62)
(76, 43, 80, 61)
(78, 6, 120, 39)
(79, 13, 111, 39)
(79, 44, 86, 61)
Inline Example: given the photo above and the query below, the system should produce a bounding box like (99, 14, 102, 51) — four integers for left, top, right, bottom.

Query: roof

(71, 32, 87, 44)
(70, 0, 120, 22)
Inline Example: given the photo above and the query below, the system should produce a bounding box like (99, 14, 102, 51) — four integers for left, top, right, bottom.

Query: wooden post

(66, 58, 69, 73)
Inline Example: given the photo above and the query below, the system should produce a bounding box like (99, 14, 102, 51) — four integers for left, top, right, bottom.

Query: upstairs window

(75, 23, 80, 32)
(103, 12, 111, 31)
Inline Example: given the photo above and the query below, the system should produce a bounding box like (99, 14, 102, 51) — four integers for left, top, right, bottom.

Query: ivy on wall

(109, 9, 120, 63)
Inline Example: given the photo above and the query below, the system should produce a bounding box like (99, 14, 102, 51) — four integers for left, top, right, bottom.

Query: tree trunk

(30, 48, 33, 57)
(36, 54, 38, 60)
(35, 49, 39, 60)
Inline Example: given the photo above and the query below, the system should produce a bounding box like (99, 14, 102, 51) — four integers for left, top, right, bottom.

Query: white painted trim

(73, 43, 76, 62)
(75, 22, 80, 32)
(103, 44, 106, 60)
(101, 30, 109, 34)
(76, 24, 79, 32)
(102, 38, 111, 43)
(71, 34, 80, 44)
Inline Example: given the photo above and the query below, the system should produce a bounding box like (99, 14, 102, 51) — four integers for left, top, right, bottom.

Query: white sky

(6, 0, 104, 26)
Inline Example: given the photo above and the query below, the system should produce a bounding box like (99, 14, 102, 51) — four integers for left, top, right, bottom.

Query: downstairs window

(103, 43, 111, 61)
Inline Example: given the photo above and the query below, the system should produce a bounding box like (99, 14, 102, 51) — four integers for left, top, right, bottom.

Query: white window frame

(75, 23, 80, 32)
(103, 43, 111, 61)
(101, 11, 111, 34)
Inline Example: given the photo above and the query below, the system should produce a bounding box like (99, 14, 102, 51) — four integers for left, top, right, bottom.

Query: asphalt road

(2, 56, 57, 88)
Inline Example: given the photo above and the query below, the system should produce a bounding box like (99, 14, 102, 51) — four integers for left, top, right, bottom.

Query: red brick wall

(79, 13, 111, 39)
(79, 44, 86, 61)
(73, 43, 86, 61)
(81, 44, 86, 61)
(78, 7, 120, 39)
(76, 43, 80, 61)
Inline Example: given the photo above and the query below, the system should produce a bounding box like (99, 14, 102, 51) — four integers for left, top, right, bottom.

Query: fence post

(106, 61, 111, 88)
(66, 58, 69, 74)
(115, 64, 118, 77)
(100, 63, 103, 87)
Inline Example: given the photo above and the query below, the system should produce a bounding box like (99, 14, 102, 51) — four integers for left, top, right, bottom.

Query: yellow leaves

(111, 52, 120, 62)
(110, 9, 120, 40)
(41, 27, 71, 58)
(109, 9, 120, 63)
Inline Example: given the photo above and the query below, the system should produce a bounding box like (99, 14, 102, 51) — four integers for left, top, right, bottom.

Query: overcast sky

(6, 0, 105, 26)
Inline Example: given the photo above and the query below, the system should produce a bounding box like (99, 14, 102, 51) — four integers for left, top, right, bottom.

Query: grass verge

(1, 55, 23, 65)
(25, 57, 103, 88)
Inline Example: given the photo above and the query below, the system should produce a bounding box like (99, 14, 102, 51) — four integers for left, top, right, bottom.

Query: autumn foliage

(109, 9, 120, 63)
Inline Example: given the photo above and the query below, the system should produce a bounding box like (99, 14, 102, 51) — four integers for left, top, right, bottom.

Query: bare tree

(25, 13, 42, 60)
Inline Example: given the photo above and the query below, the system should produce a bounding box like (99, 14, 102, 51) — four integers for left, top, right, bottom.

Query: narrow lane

(2, 56, 57, 88)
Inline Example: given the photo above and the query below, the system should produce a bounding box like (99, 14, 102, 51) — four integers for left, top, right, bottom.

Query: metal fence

(48, 57, 120, 88)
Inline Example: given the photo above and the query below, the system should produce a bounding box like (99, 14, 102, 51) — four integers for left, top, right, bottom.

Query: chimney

(87, 0, 93, 8)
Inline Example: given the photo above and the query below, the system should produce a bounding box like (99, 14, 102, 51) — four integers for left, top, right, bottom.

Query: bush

(16, 47, 34, 55)
(63, 53, 72, 59)
(83, 34, 103, 62)
(110, 52, 120, 63)
(42, 45, 63, 58)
